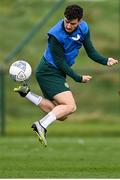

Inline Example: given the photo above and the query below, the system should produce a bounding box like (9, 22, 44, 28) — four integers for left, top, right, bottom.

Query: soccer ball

(9, 60, 32, 82)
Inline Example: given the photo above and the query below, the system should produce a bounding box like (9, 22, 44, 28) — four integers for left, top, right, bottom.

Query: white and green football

(9, 60, 32, 82)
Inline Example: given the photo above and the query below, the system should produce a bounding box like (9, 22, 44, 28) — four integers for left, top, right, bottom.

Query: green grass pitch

(0, 135, 120, 178)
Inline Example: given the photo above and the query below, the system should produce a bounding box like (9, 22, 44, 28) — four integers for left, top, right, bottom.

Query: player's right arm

(49, 35, 91, 83)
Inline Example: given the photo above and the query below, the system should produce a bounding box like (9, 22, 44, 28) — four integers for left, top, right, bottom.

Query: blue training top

(44, 19, 89, 67)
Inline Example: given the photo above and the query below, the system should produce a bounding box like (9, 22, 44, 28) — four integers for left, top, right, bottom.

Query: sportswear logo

(71, 34, 80, 41)
(64, 82, 69, 88)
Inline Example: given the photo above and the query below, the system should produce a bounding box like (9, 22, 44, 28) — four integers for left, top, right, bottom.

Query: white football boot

(31, 121, 47, 147)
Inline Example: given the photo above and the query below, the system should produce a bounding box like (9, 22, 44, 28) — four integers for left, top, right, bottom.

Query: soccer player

(14, 4, 118, 146)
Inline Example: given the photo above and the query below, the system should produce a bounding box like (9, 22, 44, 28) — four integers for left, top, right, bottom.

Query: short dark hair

(64, 4, 83, 21)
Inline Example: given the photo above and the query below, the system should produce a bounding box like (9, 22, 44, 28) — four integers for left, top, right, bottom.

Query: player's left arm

(83, 30, 119, 66)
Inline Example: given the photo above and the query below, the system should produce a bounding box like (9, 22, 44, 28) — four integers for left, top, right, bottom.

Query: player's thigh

(53, 91, 76, 107)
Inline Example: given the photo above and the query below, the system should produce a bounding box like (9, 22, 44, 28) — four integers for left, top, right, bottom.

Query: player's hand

(107, 58, 118, 67)
(81, 75, 92, 83)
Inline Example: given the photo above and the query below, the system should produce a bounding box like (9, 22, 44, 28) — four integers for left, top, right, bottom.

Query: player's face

(64, 17, 80, 33)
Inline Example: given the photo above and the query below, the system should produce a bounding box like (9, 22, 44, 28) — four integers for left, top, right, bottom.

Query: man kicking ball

(14, 4, 118, 146)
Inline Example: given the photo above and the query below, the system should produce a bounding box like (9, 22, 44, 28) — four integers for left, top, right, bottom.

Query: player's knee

(68, 104, 77, 114)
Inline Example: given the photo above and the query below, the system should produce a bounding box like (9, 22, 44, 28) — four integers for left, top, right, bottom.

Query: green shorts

(35, 57, 70, 100)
